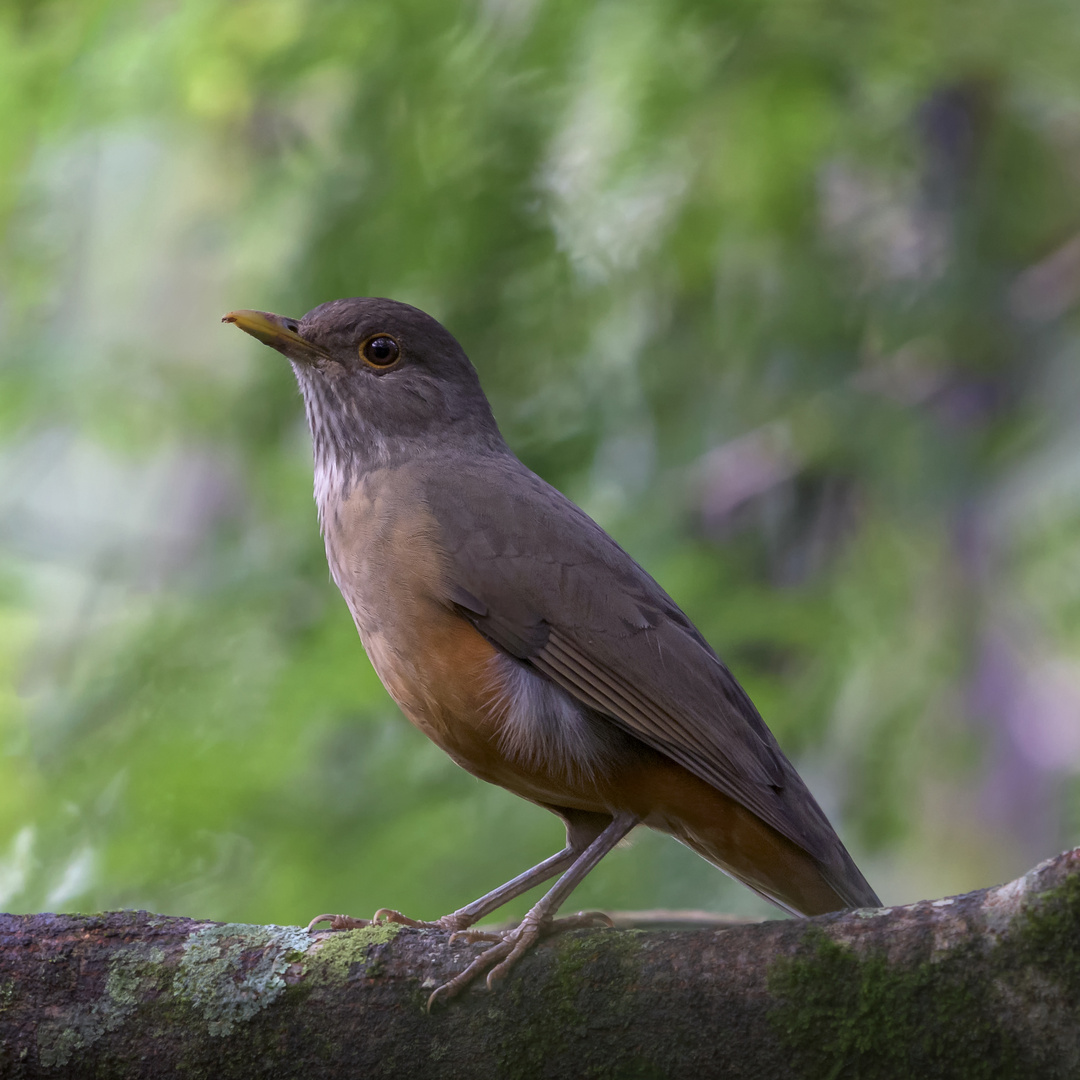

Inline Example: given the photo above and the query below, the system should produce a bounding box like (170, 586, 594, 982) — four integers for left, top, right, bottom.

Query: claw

(310, 905, 615, 1010)
(306, 913, 371, 932)
(448, 928, 503, 946)
(550, 910, 614, 931)
(426, 939, 516, 1011)
(426, 914, 558, 1009)
(372, 908, 435, 928)
(315, 906, 478, 935)
(485, 925, 539, 989)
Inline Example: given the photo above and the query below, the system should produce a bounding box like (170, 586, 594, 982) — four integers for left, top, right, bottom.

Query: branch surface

(2, 849, 1079, 1078)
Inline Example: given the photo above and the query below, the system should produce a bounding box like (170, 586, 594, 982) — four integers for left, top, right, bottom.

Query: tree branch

(3, 848, 1079, 1078)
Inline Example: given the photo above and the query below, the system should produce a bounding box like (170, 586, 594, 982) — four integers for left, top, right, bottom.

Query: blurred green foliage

(2, 0, 1080, 924)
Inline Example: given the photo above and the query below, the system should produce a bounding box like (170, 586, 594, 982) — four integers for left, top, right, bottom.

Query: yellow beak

(221, 309, 329, 359)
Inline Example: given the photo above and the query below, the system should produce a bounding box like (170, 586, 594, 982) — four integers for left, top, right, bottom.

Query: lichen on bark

(2, 850, 1080, 1078)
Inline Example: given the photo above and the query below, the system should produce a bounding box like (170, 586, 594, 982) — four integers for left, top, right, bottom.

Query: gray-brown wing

(424, 455, 840, 863)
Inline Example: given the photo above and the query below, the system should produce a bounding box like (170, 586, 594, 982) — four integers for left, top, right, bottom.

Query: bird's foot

(305, 913, 372, 932)
(427, 910, 613, 1011)
(372, 908, 478, 933)
(308, 907, 479, 934)
(448, 909, 612, 945)
(371, 908, 437, 929)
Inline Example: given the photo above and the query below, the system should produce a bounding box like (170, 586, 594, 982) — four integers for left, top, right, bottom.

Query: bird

(223, 298, 880, 1007)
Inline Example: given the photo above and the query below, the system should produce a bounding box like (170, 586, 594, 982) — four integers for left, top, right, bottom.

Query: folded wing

(425, 455, 862, 882)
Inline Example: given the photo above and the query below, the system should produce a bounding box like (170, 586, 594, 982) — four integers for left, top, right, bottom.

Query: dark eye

(360, 334, 400, 368)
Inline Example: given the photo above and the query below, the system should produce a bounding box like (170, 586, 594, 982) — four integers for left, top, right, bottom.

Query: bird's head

(223, 298, 506, 480)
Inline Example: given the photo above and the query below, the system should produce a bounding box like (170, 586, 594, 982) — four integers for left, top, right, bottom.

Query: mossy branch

(2, 848, 1080, 1079)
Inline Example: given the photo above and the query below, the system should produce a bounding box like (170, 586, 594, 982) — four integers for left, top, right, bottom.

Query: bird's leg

(306, 845, 579, 935)
(308, 810, 614, 935)
(375, 844, 581, 932)
(426, 812, 639, 1010)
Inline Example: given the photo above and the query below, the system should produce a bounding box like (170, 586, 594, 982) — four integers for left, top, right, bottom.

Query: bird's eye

(360, 334, 401, 369)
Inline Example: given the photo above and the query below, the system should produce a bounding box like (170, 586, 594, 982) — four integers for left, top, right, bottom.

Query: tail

(642, 761, 880, 916)
(679, 815, 879, 917)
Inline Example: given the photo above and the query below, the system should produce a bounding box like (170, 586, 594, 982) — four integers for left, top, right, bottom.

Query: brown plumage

(223, 297, 880, 1007)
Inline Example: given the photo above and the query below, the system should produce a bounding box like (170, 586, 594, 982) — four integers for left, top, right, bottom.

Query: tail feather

(681, 826, 879, 917)
(636, 759, 880, 917)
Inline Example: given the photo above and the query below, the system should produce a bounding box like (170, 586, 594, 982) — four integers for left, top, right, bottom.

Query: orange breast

(384, 609, 614, 812)
(323, 471, 845, 916)
(375, 606, 846, 916)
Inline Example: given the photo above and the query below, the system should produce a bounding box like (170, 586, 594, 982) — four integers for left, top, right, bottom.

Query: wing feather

(534, 629, 821, 854)
(425, 457, 837, 862)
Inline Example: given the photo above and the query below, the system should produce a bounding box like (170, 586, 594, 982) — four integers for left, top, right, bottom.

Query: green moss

(0, 978, 14, 1010)
(305, 923, 401, 986)
(768, 877, 1080, 1079)
(549, 929, 647, 1024)
(1011, 871, 1080, 998)
(768, 931, 1012, 1079)
(352, 922, 402, 947)
(486, 928, 664, 1080)
(172, 923, 313, 1037)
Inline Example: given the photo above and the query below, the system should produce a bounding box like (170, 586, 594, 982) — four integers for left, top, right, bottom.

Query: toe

(373, 908, 431, 928)
(484, 925, 539, 988)
(306, 913, 371, 932)
(448, 928, 503, 946)
(551, 910, 614, 931)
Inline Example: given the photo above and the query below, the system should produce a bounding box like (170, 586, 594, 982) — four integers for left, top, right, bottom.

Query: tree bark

(2, 848, 1079, 1079)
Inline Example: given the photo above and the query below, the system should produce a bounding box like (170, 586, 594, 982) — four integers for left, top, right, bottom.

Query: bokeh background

(2, 0, 1080, 926)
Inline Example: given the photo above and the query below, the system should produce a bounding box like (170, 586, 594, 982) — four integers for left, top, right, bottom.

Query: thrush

(223, 298, 880, 1007)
